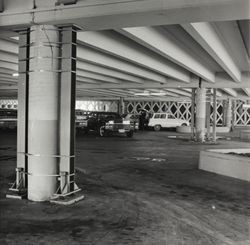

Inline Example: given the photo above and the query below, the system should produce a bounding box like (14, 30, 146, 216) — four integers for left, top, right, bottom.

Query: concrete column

(195, 87, 206, 142)
(118, 97, 124, 115)
(15, 25, 77, 202)
(191, 88, 195, 140)
(212, 89, 217, 142)
(206, 89, 211, 140)
(232, 100, 236, 130)
(226, 99, 232, 129)
(222, 100, 227, 126)
(17, 29, 30, 188)
(28, 25, 60, 201)
(59, 26, 77, 193)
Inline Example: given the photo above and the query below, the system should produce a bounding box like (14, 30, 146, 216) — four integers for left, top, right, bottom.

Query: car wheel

(126, 131, 134, 137)
(181, 123, 187, 126)
(154, 125, 161, 131)
(99, 126, 105, 137)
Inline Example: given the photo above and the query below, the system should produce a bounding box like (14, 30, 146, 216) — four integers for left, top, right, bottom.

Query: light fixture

(12, 73, 19, 77)
(134, 90, 167, 96)
(134, 90, 149, 96)
(151, 92, 167, 96)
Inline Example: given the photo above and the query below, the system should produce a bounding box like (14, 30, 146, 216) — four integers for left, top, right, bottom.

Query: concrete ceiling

(0, 0, 249, 101)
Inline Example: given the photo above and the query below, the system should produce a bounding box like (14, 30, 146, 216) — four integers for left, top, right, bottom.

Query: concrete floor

(0, 129, 250, 245)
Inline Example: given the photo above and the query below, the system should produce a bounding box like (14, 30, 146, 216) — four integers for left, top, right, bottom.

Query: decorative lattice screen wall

(0, 100, 18, 109)
(125, 100, 250, 126)
(126, 101, 192, 121)
(1, 99, 250, 126)
(234, 100, 250, 126)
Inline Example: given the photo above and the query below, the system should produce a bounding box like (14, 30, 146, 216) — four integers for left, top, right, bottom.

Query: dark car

(87, 111, 136, 137)
(0, 109, 17, 130)
(75, 109, 91, 133)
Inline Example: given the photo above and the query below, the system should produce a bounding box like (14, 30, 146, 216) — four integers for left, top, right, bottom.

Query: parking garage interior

(0, 0, 250, 244)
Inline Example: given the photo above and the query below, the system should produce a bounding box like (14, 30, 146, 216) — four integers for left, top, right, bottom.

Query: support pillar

(225, 99, 232, 129)
(12, 25, 80, 202)
(16, 29, 30, 190)
(191, 88, 195, 140)
(206, 89, 211, 140)
(195, 87, 206, 142)
(27, 25, 60, 201)
(222, 100, 227, 126)
(232, 100, 236, 130)
(118, 97, 124, 115)
(212, 89, 217, 142)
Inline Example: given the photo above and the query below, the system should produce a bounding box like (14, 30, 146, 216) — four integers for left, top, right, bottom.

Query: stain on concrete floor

(0, 130, 250, 245)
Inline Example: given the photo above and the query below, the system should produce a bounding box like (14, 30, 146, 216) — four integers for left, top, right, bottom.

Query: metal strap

(17, 152, 75, 158)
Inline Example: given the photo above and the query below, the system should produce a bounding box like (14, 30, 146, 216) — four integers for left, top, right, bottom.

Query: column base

(6, 188, 27, 200)
(50, 192, 84, 205)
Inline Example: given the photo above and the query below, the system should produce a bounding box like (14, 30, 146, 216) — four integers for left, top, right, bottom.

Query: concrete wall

(199, 149, 250, 181)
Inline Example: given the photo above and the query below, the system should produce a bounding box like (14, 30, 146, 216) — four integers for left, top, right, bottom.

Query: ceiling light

(134, 91, 150, 96)
(12, 73, 19, 77)
(151, 92, 167, 96)
(134, 91, 167, 96)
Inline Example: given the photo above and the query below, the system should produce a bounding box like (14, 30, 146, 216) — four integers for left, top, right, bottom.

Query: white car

(148, 113, 189, 131)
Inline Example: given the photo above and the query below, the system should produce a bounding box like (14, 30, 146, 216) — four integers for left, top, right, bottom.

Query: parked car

(0, 109, 17, 130)
(75, 109, 90, 133)
(87, 111, 136, 137)
(122, 113, 139, 130)
(148, 112, 189, 131)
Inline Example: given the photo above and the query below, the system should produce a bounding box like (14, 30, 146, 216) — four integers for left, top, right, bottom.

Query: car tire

(154, 125, 161, 131)
(126, 131, 134, 137)
(99, 126, 105, 137)
(181, 123, 187, 126)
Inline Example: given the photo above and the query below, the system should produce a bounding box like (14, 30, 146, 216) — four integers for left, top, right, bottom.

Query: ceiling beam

(118, 26, 215, 83)
(164, 88, 191, 97)
(0, 51, 17, 64)
(77, 61, 144, 84)
(214, 21, 250, 71)
(77, 45, 169, 84)
(242, 88, 250, 97)
(77, 77, 100, 84)
(182, 22, 242, 83)
(223, 88, 238, 97)
(0, 38, 18, 54)
(0, 61, 18, 71)
(1, 0, 249, 30)
(77, 69, 122, 84)
(77, 31, 190, 83)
